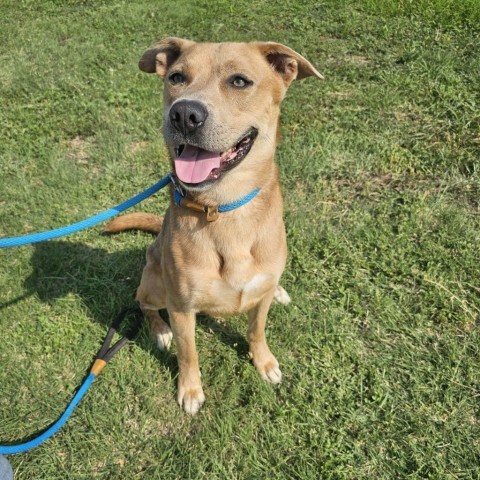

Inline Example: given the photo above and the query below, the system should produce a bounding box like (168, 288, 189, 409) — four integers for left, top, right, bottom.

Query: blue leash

(0, 375, 95, 455)
(0, 173, 260, 454)
(0, 175, 172, 248)
(0, 174, 260, 248)
(0, 308, 143, 455)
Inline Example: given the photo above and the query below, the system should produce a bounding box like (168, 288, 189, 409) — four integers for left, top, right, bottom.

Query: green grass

(1, 0, 479, 478)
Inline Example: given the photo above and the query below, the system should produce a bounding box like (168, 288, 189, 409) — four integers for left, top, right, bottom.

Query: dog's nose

(169, 100, 208, 135)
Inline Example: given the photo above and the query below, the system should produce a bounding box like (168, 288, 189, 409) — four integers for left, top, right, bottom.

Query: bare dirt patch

(66, 136, 95, 164)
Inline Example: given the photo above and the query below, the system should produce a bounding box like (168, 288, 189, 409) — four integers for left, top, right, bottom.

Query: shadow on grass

(197, 314, 249, 358)
(5, 238, 248, 363)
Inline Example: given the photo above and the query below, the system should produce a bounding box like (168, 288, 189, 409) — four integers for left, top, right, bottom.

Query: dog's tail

(104, 213, 163, 235)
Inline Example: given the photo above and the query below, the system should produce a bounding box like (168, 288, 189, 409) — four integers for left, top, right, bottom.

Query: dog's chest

(202, 249, 276, 315)
(217, 247, 256, 285)
(166, 210, 286, 314)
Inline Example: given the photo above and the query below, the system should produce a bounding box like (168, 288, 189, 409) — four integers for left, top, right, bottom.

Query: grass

(1, 0, 479, 478)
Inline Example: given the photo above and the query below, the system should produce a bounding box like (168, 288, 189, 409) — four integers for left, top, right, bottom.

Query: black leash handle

(91, 307, 144, 375)
(0, 306, 145, 454)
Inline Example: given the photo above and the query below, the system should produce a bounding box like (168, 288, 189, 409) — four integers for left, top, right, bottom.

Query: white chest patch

(207, 272, 277, 316)
(242, 273, 275, 294)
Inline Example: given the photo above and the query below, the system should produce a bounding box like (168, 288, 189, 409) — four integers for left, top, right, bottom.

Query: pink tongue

(174, 145, 222, 184)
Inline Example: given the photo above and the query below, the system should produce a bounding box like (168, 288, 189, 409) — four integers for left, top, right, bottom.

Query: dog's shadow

(9, 239, 248, 367)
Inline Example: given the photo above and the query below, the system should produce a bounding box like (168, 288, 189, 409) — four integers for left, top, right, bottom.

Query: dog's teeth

(221, 148, 233, 159)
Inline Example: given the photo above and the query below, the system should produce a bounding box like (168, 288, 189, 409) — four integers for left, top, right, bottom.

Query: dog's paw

(274, 285, 291, 305)
(264, 363, 282, 384)
(252, 354, 282, 385)
(178, 385, 205, 415)
(261, 360, 282, 384)
(155, 327, 173, 351)
(148, 312, 173, 351)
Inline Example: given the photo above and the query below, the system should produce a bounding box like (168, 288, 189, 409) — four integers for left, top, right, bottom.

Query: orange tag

(90, 359, 107, 376)
(206, 206, 219, 222)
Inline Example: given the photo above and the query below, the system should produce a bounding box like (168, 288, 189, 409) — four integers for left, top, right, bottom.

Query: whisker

(261, 132, 275, 147)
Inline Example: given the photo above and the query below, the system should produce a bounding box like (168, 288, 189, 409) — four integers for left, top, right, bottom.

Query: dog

(105, 38, 322, 414)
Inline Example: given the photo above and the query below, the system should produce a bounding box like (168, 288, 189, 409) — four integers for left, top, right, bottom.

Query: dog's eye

(169, 72, 186, 85)
(229, 75, 253, 89)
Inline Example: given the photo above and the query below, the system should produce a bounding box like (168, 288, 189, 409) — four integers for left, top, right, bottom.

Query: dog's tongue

(174, 145, 222, 184)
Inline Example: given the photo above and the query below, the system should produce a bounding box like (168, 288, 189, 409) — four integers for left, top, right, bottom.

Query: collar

(169, 173, 260, 222)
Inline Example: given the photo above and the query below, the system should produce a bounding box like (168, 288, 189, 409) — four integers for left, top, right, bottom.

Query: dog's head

(139, 38, 322, 193)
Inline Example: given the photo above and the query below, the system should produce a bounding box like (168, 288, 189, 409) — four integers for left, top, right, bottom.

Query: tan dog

(106, 38, 322, 414)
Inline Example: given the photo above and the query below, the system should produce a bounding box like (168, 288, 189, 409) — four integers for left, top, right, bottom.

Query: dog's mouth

(173, 128, 258, 187)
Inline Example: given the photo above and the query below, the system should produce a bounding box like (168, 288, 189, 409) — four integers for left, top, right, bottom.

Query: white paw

(253, 356, 282, 385)
(178, 387, 205, 415)
(274, 285, 291, 305)
(155, 328, 173, 351)
(264, 365, 282, 384)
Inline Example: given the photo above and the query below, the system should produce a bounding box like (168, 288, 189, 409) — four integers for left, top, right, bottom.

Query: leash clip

(169, 172, 186, 197)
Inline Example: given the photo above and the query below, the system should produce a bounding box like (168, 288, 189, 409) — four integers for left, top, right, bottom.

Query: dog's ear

(255, 42, 324, 85)
(139, 37, 194, 77)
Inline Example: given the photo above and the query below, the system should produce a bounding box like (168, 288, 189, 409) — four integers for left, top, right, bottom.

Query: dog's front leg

(168, 308, 205, 415)
(247, 290, 282, 384)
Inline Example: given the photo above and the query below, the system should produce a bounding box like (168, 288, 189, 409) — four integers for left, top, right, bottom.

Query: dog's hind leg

(136, 246, 172, 350)
(273, 285, 291, 305)
(144, 309, 173, 351)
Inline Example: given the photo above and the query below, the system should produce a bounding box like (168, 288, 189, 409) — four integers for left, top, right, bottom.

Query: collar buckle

(179, 197, 220, 222)
(179, 197, 206, 213)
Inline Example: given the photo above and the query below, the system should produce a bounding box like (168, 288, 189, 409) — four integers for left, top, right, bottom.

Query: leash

(0, 172, 261, 454)
(0, 173, 261, 247)
(0, 175, 172, 248)
(0, 307, 144, 455)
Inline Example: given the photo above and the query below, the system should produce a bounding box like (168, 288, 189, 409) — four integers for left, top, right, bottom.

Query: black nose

(169, 100, 208, 135)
